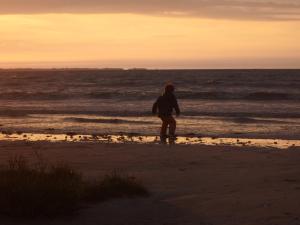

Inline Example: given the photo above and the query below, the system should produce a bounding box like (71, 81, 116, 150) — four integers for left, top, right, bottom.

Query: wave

(177, 91, 299, 101)
(0, 90, 299, 101)
(1, 109, 300, 119)
(64, 117, 154, 125)
(183, 111, 300, 118)
(230, 117, 295, 124)
(87, 91, 157, 100)
(244, 92, 291, 101)
(87, 91, 300, 101)
(0, 92, 72, 100)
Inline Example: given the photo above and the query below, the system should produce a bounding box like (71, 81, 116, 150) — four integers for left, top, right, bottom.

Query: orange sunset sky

(0, 0, 300, 69)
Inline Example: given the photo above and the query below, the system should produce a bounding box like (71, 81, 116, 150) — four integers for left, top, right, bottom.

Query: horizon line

(1, 67, 300, 71)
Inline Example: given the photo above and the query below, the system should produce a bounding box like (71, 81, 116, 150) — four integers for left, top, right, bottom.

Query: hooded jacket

(152, 92, 180, 117)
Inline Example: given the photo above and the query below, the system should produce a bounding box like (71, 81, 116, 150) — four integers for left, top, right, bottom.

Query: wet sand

(1, 141, 300, 225)
(1, 132, 300, 149)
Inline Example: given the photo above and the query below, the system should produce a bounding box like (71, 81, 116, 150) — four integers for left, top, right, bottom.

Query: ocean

(0, 69, 299, 140)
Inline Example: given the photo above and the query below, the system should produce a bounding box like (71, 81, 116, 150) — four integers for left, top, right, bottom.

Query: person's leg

(160, 117, 168, 137)
(168, 116, 177, 136)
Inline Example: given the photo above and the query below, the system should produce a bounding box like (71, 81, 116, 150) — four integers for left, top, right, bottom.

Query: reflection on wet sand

(0, 132, 299, 149)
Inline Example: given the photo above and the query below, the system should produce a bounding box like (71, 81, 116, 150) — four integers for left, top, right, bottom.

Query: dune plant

(84, 170, 149, 202)
(0, 155, 148, 218)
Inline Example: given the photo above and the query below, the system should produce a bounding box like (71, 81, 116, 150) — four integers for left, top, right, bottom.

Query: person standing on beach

(152, 84, 180, 142)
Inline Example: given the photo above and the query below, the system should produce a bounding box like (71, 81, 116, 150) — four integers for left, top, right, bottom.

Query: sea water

(0, 69, 299, 140)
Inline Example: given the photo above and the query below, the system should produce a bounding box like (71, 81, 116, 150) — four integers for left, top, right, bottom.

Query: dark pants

(160, 116, 176, 137)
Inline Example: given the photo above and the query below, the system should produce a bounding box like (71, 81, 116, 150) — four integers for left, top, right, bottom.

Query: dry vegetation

(0, 154, 149, 218)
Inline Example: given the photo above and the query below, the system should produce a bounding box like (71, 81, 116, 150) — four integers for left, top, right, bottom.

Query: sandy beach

(1, 141, 300, 225)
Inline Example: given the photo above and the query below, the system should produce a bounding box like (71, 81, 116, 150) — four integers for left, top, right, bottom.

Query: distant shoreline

(1, 68, 300, 71)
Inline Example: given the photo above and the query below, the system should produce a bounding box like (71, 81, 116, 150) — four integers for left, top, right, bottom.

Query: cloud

(0, 0, 300, 20)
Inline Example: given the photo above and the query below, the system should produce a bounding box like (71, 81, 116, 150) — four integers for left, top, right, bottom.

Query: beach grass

(0, 155, 148, 218)
(84, 171, 149, 202)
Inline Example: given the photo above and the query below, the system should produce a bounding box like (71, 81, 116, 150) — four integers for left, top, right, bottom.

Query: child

(152, 84, 180, 142)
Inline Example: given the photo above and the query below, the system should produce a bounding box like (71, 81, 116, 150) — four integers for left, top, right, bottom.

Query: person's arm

(152, 97, 159, 115)
(173, 96, 180, 116)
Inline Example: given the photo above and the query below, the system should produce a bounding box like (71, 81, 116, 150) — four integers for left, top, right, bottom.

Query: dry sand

(0, 141, 300, 225)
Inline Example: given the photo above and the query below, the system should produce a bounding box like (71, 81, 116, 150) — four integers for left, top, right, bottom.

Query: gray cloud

(0, 0, 300, 20)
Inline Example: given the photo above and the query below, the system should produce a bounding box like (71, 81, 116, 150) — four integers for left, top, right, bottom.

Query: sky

(0, 0, 300, 69)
